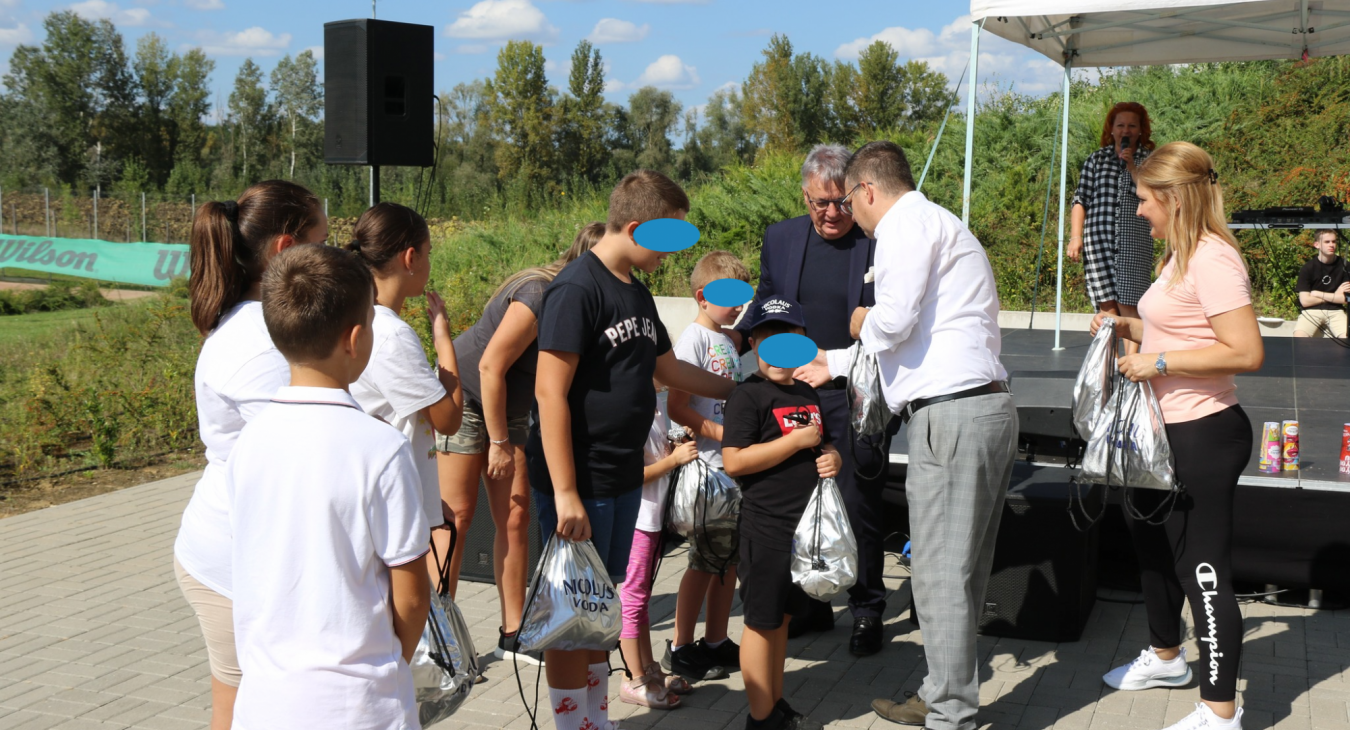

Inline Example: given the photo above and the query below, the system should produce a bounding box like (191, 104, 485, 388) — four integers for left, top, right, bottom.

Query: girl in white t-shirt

(174, 180, 328, 730)
(346, 203, 464, 573)
(616, 387, 698, 710)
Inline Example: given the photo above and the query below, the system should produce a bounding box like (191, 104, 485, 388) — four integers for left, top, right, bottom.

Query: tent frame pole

(961, 19, 980, 225)
(1053, 58, 1073, 351)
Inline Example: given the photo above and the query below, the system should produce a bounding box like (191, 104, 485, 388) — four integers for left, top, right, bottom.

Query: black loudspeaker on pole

(323, 18, 435, 204)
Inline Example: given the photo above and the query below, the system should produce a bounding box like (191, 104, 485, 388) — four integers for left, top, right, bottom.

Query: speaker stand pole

(370, 165, 380, 206)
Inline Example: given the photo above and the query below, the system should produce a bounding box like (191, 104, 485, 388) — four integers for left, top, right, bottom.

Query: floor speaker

(323, 19, 434, 167)
(458, 480, 545, 585)
(979, 463, 1100, 642)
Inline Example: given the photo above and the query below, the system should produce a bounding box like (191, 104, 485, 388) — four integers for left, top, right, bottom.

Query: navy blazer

(740, 215, 877, 342)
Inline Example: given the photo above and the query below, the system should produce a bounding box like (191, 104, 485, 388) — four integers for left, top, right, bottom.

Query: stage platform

(887, 328, 1350, 492)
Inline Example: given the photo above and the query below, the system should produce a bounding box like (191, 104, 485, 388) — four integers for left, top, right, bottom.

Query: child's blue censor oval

(758, 333, 817, 369)
(703, 278, 754, 307)
(634, 218, 699, 253)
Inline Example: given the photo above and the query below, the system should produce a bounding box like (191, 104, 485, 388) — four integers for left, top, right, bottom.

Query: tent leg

(1053, 61, 1073, 351)
(961, 20, 980, 225)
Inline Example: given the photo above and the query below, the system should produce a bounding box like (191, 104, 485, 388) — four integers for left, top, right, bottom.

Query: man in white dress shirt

(842, 141, 1018, 730)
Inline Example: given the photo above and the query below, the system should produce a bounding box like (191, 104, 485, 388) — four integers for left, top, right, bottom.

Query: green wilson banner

(0, 235, 190, 287)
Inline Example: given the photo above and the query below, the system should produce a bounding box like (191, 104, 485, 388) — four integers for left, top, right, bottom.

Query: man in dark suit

(739, 143, 891, 656)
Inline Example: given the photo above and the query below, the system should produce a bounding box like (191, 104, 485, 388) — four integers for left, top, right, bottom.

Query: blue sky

(0, 0, 1070, 118)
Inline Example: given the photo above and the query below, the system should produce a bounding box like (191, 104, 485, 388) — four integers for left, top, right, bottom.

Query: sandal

(619, 674, 681, 709)
(645, 662, 693, 695)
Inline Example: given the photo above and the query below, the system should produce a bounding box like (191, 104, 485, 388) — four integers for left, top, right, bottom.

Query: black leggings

(1127, 404, 1251, 703)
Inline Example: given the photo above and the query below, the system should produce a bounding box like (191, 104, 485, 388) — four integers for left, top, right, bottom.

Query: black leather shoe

(849, 616, 883, 657)
(787, 600, 835, 639)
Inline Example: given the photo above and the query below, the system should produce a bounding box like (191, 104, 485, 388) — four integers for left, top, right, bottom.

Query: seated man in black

(1294, 229, 1349, 338)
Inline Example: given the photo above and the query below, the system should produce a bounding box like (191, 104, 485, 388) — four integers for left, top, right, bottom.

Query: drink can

(1259, 422, 1282, 473)
(1282, 420, 1300, 470)
(1340, 424, 1350, 475)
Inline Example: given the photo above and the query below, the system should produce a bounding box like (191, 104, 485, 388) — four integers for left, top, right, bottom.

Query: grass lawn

(0, 307, 109, 347)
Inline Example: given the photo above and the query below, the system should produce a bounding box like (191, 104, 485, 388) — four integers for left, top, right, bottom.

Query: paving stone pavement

(3, 472, 1350, 730)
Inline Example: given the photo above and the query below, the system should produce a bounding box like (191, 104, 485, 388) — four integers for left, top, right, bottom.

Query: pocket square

(863, 266, 875, 284)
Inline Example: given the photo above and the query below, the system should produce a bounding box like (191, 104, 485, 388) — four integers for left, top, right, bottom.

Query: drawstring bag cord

(425, 523, 459, 678)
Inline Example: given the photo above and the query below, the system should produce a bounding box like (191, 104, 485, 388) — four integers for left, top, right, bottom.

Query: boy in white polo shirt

(227, 244, 431, 730)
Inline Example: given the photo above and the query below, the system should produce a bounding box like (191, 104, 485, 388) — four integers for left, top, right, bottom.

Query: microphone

(1121, 134, 1132, 151)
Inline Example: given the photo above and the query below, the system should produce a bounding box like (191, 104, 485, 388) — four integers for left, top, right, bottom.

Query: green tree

(854, 41, 906, 132)
(133, 33, 175, 184)
(484, 41, 557, 193)
(228, 58, 270, 184)
(627, 86, 682, 173)
(168, 49, 215, 166)
(900, 60, 957, 128)
(826, 61, 860, 142)
(559, 40, 608, 184)
(2, 12, 137, 186)
(270, 51, 322, 179)
(741, 34, 828, 153)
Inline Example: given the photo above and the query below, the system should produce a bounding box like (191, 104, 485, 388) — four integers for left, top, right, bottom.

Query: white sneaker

(1102, 647, 1193, 690)
(1163, 703, 1243, 730)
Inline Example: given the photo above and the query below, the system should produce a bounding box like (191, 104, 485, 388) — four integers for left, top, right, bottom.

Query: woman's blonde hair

(1135, 141, 1239, 286)
(490, 221, 605, 301)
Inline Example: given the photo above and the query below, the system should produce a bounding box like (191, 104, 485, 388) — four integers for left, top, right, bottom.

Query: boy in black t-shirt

(723, 295, 841, 730)
(528, 170, 736, 730)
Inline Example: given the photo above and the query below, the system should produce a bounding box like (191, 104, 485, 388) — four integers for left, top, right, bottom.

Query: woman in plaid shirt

(1068, 102, 1156, 354)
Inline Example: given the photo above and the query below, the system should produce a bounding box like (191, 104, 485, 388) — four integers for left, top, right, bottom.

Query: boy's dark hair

(262, 244, 374, 362)
(189, 180, 322, 335)
(607, 169, 690, 234)
(750, 320, 805, 345)
(844, 141, 917, 197)
(346, 202, 430, 271)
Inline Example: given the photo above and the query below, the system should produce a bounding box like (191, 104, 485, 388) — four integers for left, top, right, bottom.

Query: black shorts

(738, 536, 811, 630)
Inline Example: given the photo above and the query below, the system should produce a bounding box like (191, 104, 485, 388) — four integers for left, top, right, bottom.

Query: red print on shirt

(771, 405, 823, 437)
(555, 697, 579, 715)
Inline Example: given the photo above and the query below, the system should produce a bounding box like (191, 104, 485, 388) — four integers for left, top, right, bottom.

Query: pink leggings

(620, 528, 662, 640)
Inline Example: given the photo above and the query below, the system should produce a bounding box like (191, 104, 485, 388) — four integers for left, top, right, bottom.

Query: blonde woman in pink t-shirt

(1090, 142, 1264, 730)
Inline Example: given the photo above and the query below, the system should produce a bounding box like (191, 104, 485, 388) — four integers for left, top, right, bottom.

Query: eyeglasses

(837, 182, 866, 216)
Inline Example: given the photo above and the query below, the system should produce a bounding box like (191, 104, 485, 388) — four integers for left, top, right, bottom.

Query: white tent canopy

(958, 0, 1350, 347)
(972, 0, 1350, 67)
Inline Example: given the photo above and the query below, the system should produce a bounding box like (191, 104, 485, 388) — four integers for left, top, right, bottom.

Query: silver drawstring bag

(665, 458, 741, 541)
(413, 526, 480, 726)
(1072, 317, 1117, 439)
(847, 343, 893, 436)
(790, 477, 858, 602)
(1079, 374, 1177, 492)
(517, 533, 621, 653)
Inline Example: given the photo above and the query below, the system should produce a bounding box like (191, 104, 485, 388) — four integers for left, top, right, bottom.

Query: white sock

(705, 637, 727, 648)
(1203, 704, 1242, 728)
(587, 663, 610, 726)
(549, 686, 588, 730)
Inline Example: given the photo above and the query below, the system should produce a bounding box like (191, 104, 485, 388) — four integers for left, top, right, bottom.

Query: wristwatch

(1155, 352, 1168, 377)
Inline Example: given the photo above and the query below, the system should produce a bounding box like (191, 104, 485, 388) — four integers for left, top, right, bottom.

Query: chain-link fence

(0, 186, 357, 246)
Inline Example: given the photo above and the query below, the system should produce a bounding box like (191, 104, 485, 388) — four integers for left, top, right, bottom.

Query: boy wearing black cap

(722, 295, 842, 730)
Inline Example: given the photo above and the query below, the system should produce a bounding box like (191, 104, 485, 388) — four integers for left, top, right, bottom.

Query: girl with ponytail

(1091, 142, 1262, 730)
(175, 180, 326, 730)
(346, 202, 465, 568)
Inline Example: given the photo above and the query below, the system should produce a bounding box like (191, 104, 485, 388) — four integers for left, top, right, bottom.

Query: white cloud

(302, 44, 323, 60)
(70, 0, 157, 27)
(587, 18, 648, 44)
(444, 0, 558, 43)
(833, 14, 1070, 100)
(455, 44, 488, 54)
(0, 23, 34, 45)
(835, 26, 938, 61)
(628, 54, 700, 90)
(183, 0, 223, 9)
(196, 26, 291, 56)
(433, 51, 446, 61)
